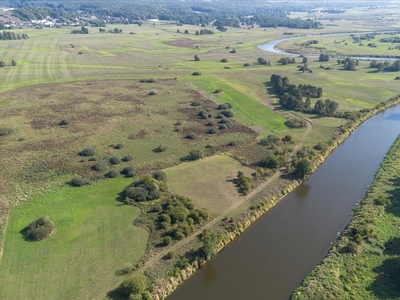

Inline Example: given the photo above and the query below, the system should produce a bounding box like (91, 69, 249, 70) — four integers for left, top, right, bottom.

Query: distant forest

(0, 0, 366, 29)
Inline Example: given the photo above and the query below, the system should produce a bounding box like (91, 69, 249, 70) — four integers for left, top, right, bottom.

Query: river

(258, 31, 400, 60)
(167, 105, 400, 299)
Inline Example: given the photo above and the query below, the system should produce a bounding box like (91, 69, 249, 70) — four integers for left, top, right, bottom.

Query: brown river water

(168, 105, 400, 299)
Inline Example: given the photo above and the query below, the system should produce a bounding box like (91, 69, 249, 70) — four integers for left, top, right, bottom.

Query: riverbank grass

(292, 136, 400, 300)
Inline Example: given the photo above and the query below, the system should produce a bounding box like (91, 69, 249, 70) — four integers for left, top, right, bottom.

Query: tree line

(0, 31, 29, 40)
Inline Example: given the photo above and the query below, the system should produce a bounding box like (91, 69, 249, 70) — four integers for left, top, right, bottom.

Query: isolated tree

(117, 275, 147, 297)
(302, 57, 308, 63)
(0, 61, 5, 67)
(194, 54, 200, 61)
(295, 159, 311, 178)
(11, 60, 16, 66)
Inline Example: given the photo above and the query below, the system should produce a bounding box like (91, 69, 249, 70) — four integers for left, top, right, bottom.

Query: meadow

(1, 7, 400, 298)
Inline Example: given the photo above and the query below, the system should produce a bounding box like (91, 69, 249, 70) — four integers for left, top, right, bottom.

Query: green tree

(295, 159, 311, 178)
(117, 275, 147, 297)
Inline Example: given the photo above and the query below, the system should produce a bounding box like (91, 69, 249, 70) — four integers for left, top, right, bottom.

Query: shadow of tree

(368, 257, 400, 299)
(385, 177, 400, 217)
(384, 237, 400, 256)
(106, 288, 125, 300)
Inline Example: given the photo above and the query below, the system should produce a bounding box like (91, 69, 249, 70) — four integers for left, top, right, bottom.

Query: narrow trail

(137, 170, 282, 275)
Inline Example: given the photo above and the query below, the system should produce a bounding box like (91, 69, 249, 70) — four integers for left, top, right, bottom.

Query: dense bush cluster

(25, 216, 56, 241)
(124, 171, 167, 203)
(156, 195, 209, 241)
(236, 171, 252, 195)
(117, 275, 148, 298)
(285, 117, 307, 128)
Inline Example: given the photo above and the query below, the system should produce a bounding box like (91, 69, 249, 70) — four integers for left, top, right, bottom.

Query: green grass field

(293, 137, 400, 300)
(166, 155, 254, 215)
(0, 177, 148, 300)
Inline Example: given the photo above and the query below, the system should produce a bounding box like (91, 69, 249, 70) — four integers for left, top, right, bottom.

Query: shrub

(148, 90, 157, 95)
(114, 143, 124, 149)
(165, 251, 175, 259)
(79, 148, 96, 157)
(71, 177, 89, 187)
(109, 156, 121, 165)
(218, 102, 232, 109)
(107, 169, 120, 178)
(163, 236, 172, 246)
(117, 275, 147, 297)
(214, 88, 223, 94)
(221, 110, 234, 117)
(243, 63, 250, 66)
(220, 58, 228, 62)
(26, 216, 56, 241)
(207, 121, 215, 126)
(93, 161, 109, 171)
(216, 113, 224, 119)
(122, 155, 133, 162)
(207, 127, 218, 134)
(219, 124, 227, 130)
(59, 119, 70, 126)
(189, 150, 203, 160)
(228, 141, 236, 146)
(152, 170, 167, 182)
(186, 133, 198, 140)
(125, 186, 148, 202)
(191, 101, 201, 106)
(153, 203, 162, 212)
(192, 71, 202, 76)
(155, 144, 168, 152)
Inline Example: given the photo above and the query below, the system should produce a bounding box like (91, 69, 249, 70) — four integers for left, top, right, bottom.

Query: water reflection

(384, 113, 400, 121)
(295, 182, 310, 200)
(202, 262, 217, 286)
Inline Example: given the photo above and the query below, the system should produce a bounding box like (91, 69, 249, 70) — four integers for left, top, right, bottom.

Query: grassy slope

(166, 155, 254, 215)
(0, 177, 147, 300)
(292, 137, 400, 300)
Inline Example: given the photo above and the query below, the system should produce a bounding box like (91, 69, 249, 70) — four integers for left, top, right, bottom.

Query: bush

(26, 216, 56, 241)
(216, 113, 224, 119)
(148, 90, 157, 95)
(219, 124, 227, 130)
(107, 169, 120, 178)
(243, 63, 250, 66)
(186, 133, 198, 140)
(155, 144, 168, 152)
(122, 155, 133, 162)
(218, 102, 232, 109)
(214, 88, 223, 94)
(152, 203, 162, 212)
(109, 156, 121, 165)
(79, 148, 96, 157)
(163, 236, 172, 246)
(207, 127, 218, 134)
(221, 110, 234, 117)
(152, 170, 167, 182)
(191, 101, 201, 106)
(207, 121, 215, 126)
(93, 160, 109, 171)
(125, 186, 148, 202)
(165, 251, 175, 259)
(189, 150, 203, 160)
(192, 71, 202, 76)
(375, 195, 389, 205)
(220, 58, 228, 62)
(228, 141, 236, 146)
(114, 143, 124, 149)
(59, 119, 70, 126)
(71, 177, 89, 187)
(117, 275, 147, 297)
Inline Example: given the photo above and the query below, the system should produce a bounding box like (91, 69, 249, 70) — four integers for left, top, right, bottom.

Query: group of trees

(337, 57, 359, 70)
(370, 60, 400, 72)
(236, 171, 252, 195)
(25, 216, 56, 241)
(0, 60, 17, 67)
(0, 31, 28, 40)
(124, 170, 167, 203)
(277, 57, 296, 65)
(195, 29, 214, 35)
(99, 28, 122, 33)
(71, 26, 88, 34)
(270, 74, 339, 116)
(257, 57, 271, 65)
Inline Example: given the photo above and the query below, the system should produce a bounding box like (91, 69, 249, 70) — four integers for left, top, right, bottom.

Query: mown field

(1, 8, 400, 298)
(292, 137, 400, 300)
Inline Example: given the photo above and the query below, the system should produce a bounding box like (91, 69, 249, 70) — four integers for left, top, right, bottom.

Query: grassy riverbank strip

(292, 137, 400, 299)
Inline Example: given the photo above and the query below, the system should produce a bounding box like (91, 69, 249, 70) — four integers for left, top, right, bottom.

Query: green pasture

(166, 154, 254, 215)
(0, 177, 147, 300)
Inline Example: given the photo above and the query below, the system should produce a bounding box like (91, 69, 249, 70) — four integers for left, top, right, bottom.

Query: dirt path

(137, 170, 282, 275)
